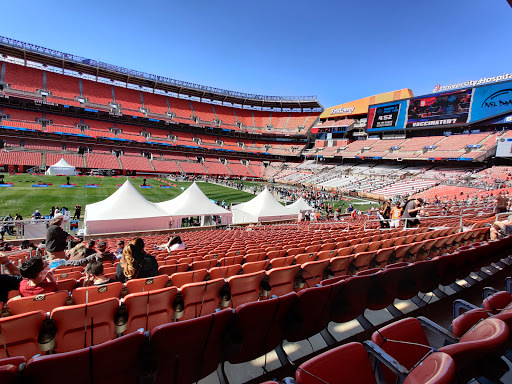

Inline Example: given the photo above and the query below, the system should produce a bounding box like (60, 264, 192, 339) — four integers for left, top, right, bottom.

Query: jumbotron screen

(406, 89, 472, 128)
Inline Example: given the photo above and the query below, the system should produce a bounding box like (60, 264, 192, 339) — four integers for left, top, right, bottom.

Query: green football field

(0, 173, 378, 220)
(0, 174, 256, 219)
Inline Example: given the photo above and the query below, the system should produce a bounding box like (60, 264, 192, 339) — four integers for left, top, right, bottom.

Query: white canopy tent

(84, 180, 170, 235)
(157, 182, 232, 228)
(231, 188, 297, 224)
(285, 197, 315, 214)
(45, 158, 76, 176)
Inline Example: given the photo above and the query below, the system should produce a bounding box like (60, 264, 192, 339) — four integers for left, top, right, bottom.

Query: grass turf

(0, 174, 256, 218)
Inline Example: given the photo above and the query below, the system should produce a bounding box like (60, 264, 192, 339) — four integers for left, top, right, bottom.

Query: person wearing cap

(45, 213, 79, 260)
(401, 198, 424, 229)
(31, 210, 41, 221)
(85, 240, 97, 256)
(95, 241, 116, 262)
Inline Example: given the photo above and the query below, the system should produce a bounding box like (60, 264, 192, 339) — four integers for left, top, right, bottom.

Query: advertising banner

(406, 89, 472, 128)
(469, 81, 512, 123)
(367, 100, 408, 131)
(496, 138, 512, 158)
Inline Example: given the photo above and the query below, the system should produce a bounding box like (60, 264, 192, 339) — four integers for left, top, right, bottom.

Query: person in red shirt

(19, 257, 58, 297)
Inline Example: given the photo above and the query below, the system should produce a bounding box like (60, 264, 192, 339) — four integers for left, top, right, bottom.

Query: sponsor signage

(406, 89, 472, 128)
(330, 106, 354, 115)
(433, 73, 512, 93)
(367, 100, 408, 131)
(469, 81, 512, 123)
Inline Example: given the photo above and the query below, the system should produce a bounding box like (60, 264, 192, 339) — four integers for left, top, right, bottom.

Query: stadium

(2, 2, 512, 382)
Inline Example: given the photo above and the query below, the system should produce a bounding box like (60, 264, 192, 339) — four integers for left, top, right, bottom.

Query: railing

(0, 35, 318, 104)
(308, 222, 350, 231)
(1, 219, 71, 240)
(363, 215, 463, 230)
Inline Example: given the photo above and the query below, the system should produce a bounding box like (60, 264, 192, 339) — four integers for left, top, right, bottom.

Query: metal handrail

(363, 215, 463, 230)
(308, 222, 350, 231)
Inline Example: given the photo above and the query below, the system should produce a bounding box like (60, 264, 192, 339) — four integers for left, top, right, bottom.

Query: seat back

(24, 331, 145, 384)
(158, 263, 189, 276)
(170, 269, 207, 288)
(285, 283, 340, 342)
(72, 282, 124, 305)
(371, 317, 430, 384)
(208, 264, 241, 280)
(0, 311, 46, 359)
(295, 342, 376, 384)
(123, 287, 178, 333)
(242, 260, 270, 274)
(50, 298, 119, 353)
(151, 309, 233, 384)
(125, 275, 169, 294)
(180, 278, 226, 320)
(228, 292, 296, 364)
(300, 260, 329, 289)
(441, 318, 509, 366)
(266, 265, 301, 297)
(227, 271, 266, 309)
(6, 291, 70, 315)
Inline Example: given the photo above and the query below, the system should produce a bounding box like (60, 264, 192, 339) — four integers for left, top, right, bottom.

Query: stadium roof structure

(320, 88, 413, 119)
(0, 35, 322, 111)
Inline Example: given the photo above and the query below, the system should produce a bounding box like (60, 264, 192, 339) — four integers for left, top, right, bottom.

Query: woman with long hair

(115, 237, 158, 283)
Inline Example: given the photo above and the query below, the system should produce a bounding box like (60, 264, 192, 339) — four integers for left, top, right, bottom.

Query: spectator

(490, 215, 512, 240)
(45, 213, 79, 260)
(83, 261, 116, 287)
(389, 202, 403, 228)
(169, 236, 186, 252)
(19, 257, 58, 297)
(114, 240, 125, 259)
(73, 204, 82, 220)
(401, 198, 423, 229)
(32, 210, 42, 220)
(116, 238, 158, 283)
(495, 191, 509, 214)
(85, 240, 97, 256)
(95, 240, 116, 262)
(0, 252, 22, 303)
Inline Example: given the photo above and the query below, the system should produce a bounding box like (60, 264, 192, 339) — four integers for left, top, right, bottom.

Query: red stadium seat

(208, 264, 242, 280)
(170, 269, 208, 288)
(266, 265, 301, 297)
(372, 317, 509, 382)
(24, 331, 145, 384)
(72, 282, 124, 304)
(242, 260, 270, 274)
(125, 275, 169, 294)
(0, 357, 25, 384)
(0, 310, 46, 359)
(158, 263, 189, 276)
(150, 309, 233, 384)
(123, 287, 178, 333)
(179, 278, 226, 320)
(6, 290, 70, 315)
(298, 260, 329, 290)
(227, 271, 266, 309)
(50, 298, 119, 353)
(226, 292, 296, 365)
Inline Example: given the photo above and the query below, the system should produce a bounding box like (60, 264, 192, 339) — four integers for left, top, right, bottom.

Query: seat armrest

(418, 316, 458, 344)
(453, 299, 479, 319)
(364, 340, 408, 383)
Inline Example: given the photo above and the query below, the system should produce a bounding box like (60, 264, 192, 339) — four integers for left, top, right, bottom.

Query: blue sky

(1, 0, 511, 108)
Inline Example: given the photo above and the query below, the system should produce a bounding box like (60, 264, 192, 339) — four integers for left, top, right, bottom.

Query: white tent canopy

(157, 182, 232, 228)
(232, 188, 297, 224)
(84, 180, 170, 234)
(285, 197, 315, 214)
(45, 158, 76, 176)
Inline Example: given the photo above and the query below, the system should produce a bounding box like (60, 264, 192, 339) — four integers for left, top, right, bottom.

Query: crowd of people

(0, 211, 182, 301)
